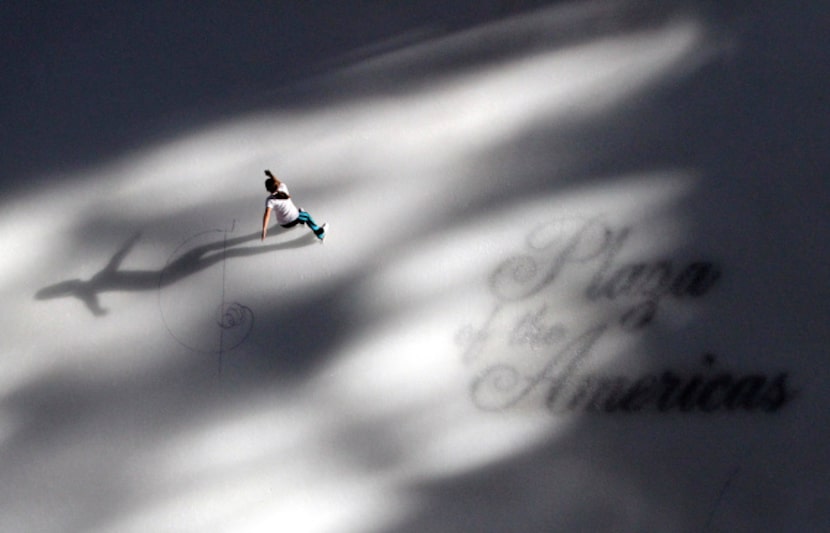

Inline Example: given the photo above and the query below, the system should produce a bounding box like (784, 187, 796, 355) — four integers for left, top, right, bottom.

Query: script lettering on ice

(457, 216, 796, 414)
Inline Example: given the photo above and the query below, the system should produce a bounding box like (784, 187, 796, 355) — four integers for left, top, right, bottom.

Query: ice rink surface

(2, 1, 829, 531)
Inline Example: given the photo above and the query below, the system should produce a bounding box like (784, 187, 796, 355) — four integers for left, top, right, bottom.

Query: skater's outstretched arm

(261, 206, 272, 241)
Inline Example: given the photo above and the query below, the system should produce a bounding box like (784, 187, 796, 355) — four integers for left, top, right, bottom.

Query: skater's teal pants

(282, 210, 324, 239)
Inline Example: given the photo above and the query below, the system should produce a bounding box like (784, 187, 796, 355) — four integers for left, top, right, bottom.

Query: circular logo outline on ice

(157, 224, 255, 354)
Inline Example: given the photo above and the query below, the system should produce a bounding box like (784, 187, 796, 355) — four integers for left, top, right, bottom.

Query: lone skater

(261, 170, 327, 242)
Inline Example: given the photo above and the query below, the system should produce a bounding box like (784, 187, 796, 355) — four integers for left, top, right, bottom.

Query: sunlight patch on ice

(109, 394, 412, 533)
(307, 308, 560, 479)
(364, 171, 695, 313)
(98, 469, 408, 533)
(375, 20, 704, 160)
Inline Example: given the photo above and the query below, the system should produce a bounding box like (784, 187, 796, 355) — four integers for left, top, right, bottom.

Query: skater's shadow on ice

(35, 230, 315, 316)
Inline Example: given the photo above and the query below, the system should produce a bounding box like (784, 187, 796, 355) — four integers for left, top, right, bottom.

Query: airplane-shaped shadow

(35, 229, 316, 316)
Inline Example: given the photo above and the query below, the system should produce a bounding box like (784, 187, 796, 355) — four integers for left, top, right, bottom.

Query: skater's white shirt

(265, 183, 300, 225)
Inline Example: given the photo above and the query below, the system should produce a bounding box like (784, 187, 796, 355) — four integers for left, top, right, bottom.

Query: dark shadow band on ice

(34, 228, 315, 316)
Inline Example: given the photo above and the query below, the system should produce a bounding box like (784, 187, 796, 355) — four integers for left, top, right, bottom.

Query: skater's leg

(298, 210, 325, 238)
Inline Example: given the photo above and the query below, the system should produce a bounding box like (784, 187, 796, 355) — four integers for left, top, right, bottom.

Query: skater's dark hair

(264, 177, 278, 193)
